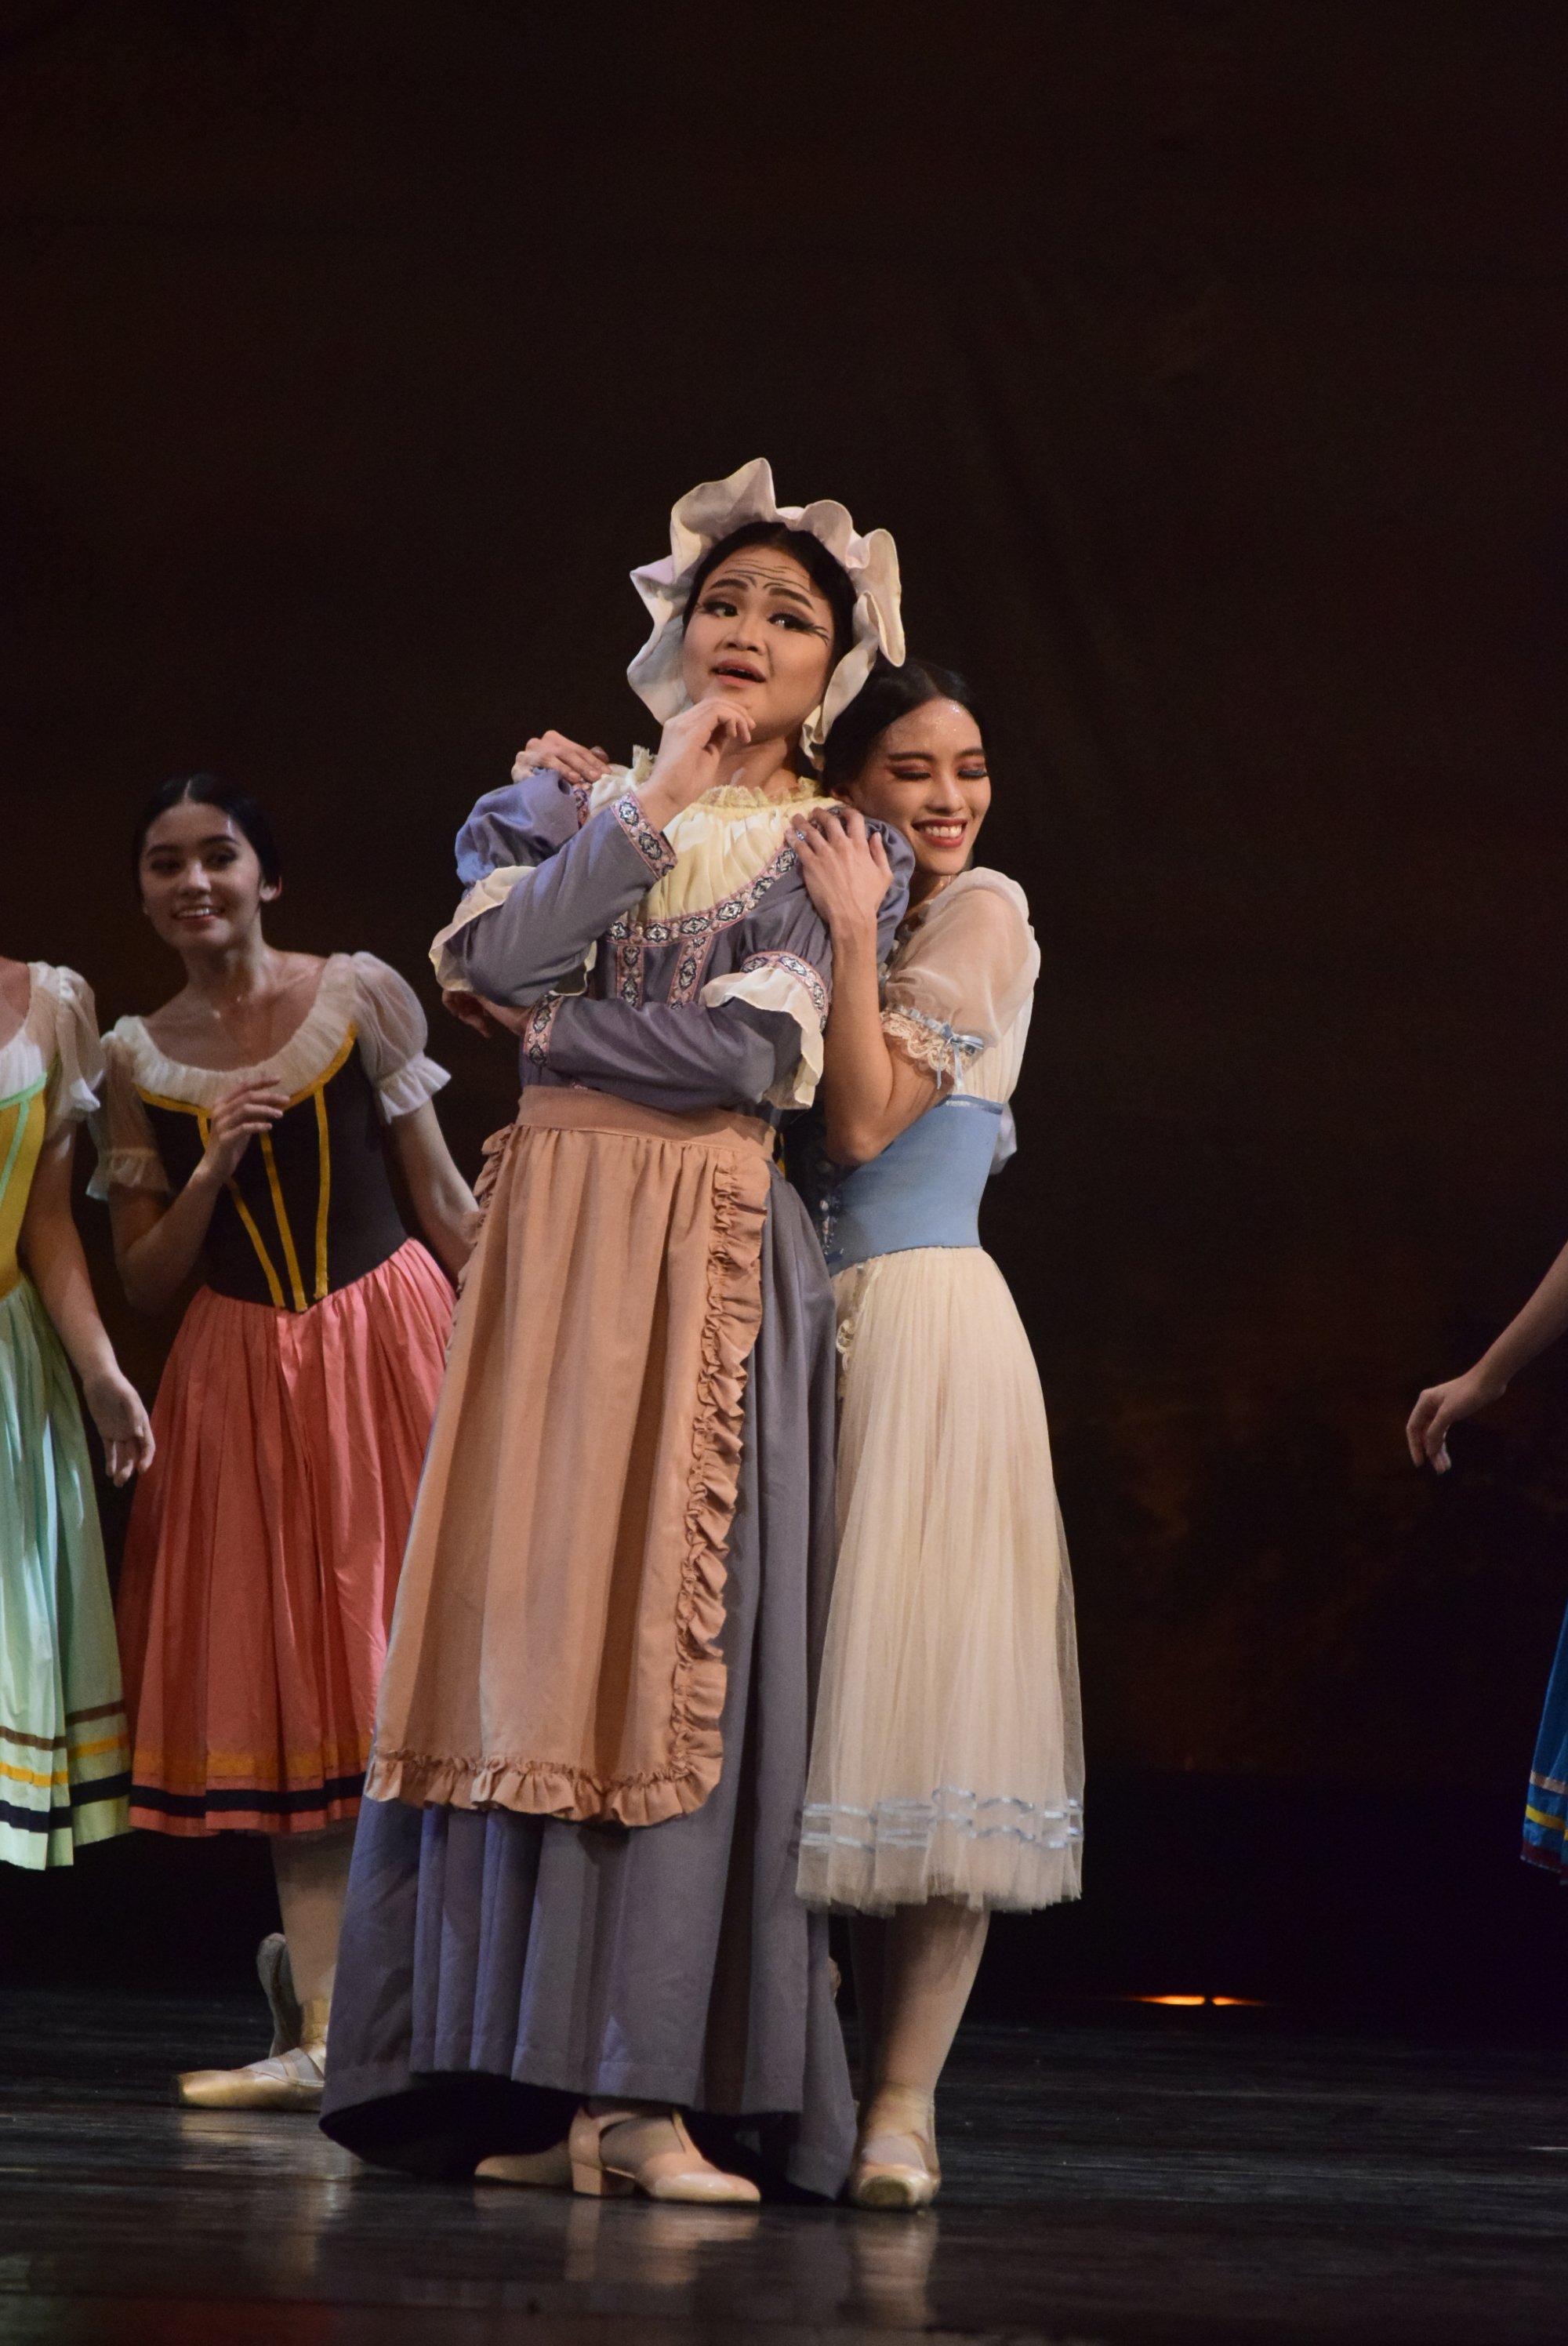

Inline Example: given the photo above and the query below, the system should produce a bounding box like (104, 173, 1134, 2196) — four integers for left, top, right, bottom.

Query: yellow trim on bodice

(139, 1027, 357, 1314)
(0, 1073, 48, 1302)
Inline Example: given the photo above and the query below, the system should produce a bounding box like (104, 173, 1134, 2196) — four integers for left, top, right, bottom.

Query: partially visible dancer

(321, 459, 908, 2204)
(1409, 1247, 1568, 1876)
(94, 775, 474, 2109)
(0, 957, 152, 1867)
(787, 659, 1083, 2208)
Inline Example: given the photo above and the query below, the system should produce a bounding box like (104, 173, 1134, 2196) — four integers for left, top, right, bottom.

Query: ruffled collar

(617, 747, 822, 815)
(108, 953, 358, 1106)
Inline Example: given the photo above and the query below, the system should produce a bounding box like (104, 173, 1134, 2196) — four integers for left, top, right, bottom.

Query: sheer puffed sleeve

(430, 765, 676, 1004)
(882, 870, 1039, 1089)
(88, 1033, 169, 1198)
(38, 964, 104, 1136)
(350, 953, 451, 1120)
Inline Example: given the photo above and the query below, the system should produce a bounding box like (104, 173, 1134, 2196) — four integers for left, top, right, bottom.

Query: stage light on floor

(1127, 1993, 1267, 2008)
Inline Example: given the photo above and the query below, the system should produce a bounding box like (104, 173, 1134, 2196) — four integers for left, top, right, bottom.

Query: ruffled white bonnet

(626, 457, 905, 758)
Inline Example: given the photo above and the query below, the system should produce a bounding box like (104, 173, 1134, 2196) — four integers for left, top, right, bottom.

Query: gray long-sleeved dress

(320, 765, 908, 2196)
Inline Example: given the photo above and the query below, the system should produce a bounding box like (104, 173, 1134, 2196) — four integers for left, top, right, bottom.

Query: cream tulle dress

(796, 870, 1083, 1913)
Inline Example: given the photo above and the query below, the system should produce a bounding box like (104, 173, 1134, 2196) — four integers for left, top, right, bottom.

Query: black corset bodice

(142, 1033, 409, 1310)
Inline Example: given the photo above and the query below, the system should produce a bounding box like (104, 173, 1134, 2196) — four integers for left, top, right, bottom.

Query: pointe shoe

(850, 2088, 941, 2211)
(567, 2105, 760, 2205)
(256, 1932, 302, 2058)
(474, 2141, 573, 2189)
(177, 1995, 329, 2112)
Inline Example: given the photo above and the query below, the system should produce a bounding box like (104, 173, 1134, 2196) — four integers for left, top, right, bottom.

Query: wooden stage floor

(0, 1988, 1564, 2344)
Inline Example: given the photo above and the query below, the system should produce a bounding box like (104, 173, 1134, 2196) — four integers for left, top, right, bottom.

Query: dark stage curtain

(2, 0, 1566, 1820)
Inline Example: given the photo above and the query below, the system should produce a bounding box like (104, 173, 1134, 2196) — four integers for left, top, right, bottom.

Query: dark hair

(820, 656, 988, 794)
(131, 773, 282, 889)
(682, 521, 858, 670)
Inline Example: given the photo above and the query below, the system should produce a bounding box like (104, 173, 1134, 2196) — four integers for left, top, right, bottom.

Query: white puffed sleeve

(881, 871, 1039, 1091)
(350, 953, 451, 1122)
(88, 1037, 170, 1198)
(37, 965, 105, 1136)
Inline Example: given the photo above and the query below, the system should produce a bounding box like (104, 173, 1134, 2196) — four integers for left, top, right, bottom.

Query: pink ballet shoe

(850, 2088, 941, 2211)
(474, 2141, 573, 2189)
(567, 2105, 760, 2205)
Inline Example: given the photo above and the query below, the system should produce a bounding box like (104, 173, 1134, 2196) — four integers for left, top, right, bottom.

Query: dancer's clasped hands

(197, 1082, 289, 1186)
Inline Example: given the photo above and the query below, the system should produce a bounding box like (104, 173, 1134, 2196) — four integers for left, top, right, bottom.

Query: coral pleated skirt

(117, 1239, 452, 1836)
(798, 1245, 1084, 1914)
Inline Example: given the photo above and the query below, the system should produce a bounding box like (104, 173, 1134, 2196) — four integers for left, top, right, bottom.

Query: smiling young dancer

(94, 775, 474, 2107)
(320, 460, 909, 2204)
(0, 956, 152, 1868)
(787, 659, 1083, 2208)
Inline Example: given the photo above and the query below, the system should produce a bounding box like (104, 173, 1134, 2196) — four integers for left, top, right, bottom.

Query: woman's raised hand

(640, 699, 755, 829)
(1405, 1364, 1506, 1473)
(512, 733, 611, 788)
(198, 1083, 289, 1187)
(82, 1364, 156, 1485)
(789, 806, 892, 938)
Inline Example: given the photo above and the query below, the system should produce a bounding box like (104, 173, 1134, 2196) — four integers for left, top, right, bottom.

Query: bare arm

(1406, 1236, 1568, 1471)
(385, 1101, 477, 1280)
(110, 1082, 286, 1315)
(792, 812, 937, 1166)
(20, 1131, 154, 1481)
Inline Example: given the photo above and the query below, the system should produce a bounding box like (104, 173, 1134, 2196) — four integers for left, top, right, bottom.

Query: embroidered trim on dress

(521, 997, 561, 1066)
(881, 1005, 985, 1086)
(605, 837, 804, 1010)
(612, 792, 677, 878)
(740, 950, 829, 1022)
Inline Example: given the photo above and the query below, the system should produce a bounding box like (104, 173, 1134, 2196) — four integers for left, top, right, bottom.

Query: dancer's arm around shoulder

(793, 816, 1029, 1168)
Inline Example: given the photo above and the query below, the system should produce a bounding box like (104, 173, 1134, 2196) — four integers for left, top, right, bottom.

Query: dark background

(2, 0, 1566, 2030)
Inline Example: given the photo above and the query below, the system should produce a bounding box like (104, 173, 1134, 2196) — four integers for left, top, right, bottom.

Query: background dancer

(788, 659, 1083, 2207)
(95, 774, 473, 2110)
(0, 956, 152, 1870)
(322, 461, 908, 2203)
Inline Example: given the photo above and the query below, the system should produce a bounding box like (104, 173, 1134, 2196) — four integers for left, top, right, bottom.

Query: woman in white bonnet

(321, 462, 909, 2205)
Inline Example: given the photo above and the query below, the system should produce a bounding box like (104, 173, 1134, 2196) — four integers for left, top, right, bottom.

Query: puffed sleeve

(350, 953, 452, 1121)
(430, 764, 673, 1003)
(882, 871, 1039, 1088)
(38, 965, 105, 1136)
(699, 819, 913, 1109)
(87, 1036, 170, 1198)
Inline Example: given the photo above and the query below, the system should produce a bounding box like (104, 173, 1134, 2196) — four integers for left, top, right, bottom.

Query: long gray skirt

(319, 1175, 855, 2199)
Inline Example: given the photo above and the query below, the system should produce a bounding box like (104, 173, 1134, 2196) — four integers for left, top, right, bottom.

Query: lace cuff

(701, 951, 827, 1110)
(86, 1143, 169, 1201)
(882, 1005, 985, 1088)
(430, 866, 536, 993)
